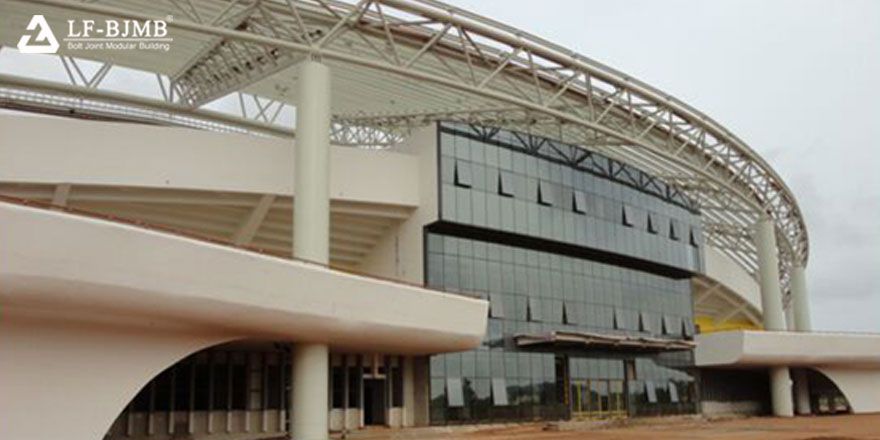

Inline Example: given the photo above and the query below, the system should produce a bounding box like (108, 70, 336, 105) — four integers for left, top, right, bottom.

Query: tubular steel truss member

(171, 0, 313, 106)
(233, 91, 407, 147)
(1, 23, 403, 148)
(330, 122, 407, 148)
(3, 0, 809, 292)
(0, 74, 406, 149)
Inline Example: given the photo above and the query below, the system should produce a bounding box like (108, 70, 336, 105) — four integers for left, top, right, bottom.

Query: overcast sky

(446, 0, 880, 331)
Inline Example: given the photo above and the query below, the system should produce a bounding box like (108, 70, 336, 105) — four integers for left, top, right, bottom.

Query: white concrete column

(755, 216, 794, 417)
(791, 265, 812, 332)
(293, 59, 331, 264)
(755, 217, 787, 331)
(290, 59, 331, 440)
(402, 356, 415, 427)
(770, 367, 795, 417)
(793, 369, 811, 415)
(291, 344, 329, 440)
(790, 266, 813, 415)
(784, 304, 796, 331)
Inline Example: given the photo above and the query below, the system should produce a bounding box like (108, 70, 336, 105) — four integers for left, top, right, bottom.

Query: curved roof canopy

(0, 0, 808, 290)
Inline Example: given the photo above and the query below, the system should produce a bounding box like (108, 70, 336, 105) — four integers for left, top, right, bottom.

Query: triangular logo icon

(17, 15, 60, 54)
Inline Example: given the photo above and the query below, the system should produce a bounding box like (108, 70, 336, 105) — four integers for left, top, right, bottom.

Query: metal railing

(0, 82, 280, 138)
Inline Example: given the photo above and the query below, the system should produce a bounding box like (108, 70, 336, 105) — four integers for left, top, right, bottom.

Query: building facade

(426, 122, 702, 422)
(2, 1, 880, 440)
(91, 121, 708, 437)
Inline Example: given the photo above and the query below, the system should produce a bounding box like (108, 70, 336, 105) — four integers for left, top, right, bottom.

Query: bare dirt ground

(456, 415, 880, 440)
(346, 414, 880, 440)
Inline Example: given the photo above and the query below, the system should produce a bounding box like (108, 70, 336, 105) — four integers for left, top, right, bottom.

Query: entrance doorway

(570, 379, 626, 419)
(555, 355, 569, 414)
(363, 378, 386, 425)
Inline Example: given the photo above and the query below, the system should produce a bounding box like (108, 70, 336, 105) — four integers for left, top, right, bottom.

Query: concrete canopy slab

(695, 330, 880, 368)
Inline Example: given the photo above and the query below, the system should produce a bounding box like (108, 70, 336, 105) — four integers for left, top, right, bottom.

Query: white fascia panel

(695, 330, 880, 368)
(0, 201, 487, 354)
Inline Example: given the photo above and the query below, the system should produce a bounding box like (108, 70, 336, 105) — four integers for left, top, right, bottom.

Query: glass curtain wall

(426, 123, 701, 424)
(436, 122, 704, 274)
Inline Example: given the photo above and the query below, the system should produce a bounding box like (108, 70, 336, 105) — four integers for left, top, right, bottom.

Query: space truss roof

(0, 0, 808, 293)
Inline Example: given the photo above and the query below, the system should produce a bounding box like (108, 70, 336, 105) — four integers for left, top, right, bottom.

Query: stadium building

(1, 1, 879, 440)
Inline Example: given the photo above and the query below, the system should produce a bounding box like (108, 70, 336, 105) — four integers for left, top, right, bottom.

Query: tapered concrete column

(290, 59, 331, 440)
(755, 216, 794, 417)
(755, 217, 787, 332)
(770, 366, 795, 417)
(791, 265, 812, 331)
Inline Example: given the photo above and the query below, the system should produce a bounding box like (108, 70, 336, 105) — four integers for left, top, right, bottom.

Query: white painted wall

(353, 126, 440, 428)
(696, 330, 880, 413)
(0, 115, 420, 207)
(817, 367, 880, 414)
(704, 245, 762, 312)
(356, 125, 439, 284)
(0, 201, 487, 440)
(0, 309, 236, 440)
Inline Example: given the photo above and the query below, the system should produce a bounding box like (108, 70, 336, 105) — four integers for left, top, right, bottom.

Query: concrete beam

(51, 183, 71, 207)
(233, 194, 275, 246)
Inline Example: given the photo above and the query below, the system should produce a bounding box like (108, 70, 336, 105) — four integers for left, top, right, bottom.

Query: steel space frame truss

(2, 0, 808, 294)
(0, 51, 403, 148)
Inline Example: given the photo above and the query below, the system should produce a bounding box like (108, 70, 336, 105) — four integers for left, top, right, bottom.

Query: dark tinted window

(331, 366, 345, 408)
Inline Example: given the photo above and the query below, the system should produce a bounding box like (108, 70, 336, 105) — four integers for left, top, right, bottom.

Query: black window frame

(537, 180, 554, 206)
(446, 377, 465, 408)
(489, 292, 505, 318)
(613, 308, 627, 330)
(622, 205, 635, 227)
(647, 212, 659, 234)
(669, 219, 681, 241)
(682, 320, 695, 338)
(454, 160, 472, 188)
(645, 380, 658, 403)
(491, 378, 509, 406)
(669, 381, 680, 403)
(572, 190, 587, 214)
(689, 228, 700, 247)
(639, 311, 652, 333)
(527, 297, 543, 322)
(498, 171, 514, 197)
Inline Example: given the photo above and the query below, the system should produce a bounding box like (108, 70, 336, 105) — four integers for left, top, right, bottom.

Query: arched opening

(0, 308, 242, 440)
(105, 341, 290, 439)
(805, 368, 851, 415)
(104, 341, 421, 439)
